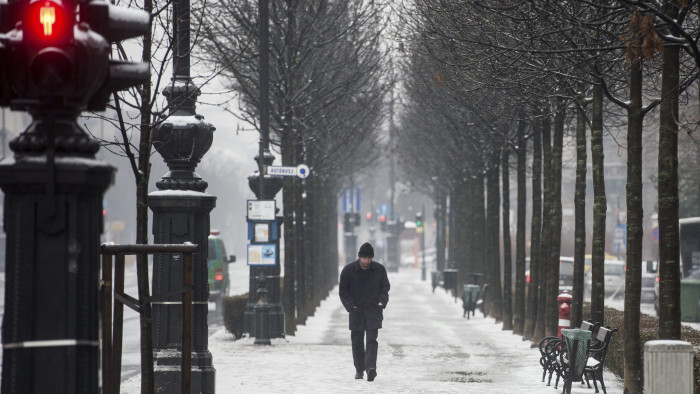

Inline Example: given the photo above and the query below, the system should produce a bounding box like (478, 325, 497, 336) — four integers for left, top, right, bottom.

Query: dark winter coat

(339, 260, 390, 330)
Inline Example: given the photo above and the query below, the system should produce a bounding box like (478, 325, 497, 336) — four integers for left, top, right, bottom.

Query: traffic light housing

(343, 212, 352, 230)
(0, 0, 149, 110)
(379, 215, 386, 231)
(415, 212, 423, 228)
(80, 0, 150, 110)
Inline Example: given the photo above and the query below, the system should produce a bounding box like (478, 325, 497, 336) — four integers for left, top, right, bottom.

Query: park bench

(538, 320, 599, 387)
(545, 324, 617, 394)
(582, 326, 617, 394)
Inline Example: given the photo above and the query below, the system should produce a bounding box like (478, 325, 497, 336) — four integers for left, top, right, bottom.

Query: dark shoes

(367, 368, 377, 382)
(355, 371, 363, 379)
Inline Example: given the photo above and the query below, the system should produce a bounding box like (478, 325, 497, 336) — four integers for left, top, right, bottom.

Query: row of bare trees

(91, 0, 391, 341)
(394, 1, 700, 391)
(195, 0, 391, 334)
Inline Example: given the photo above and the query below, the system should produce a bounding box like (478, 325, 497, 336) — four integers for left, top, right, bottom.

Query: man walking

(339, 242, 390, 381)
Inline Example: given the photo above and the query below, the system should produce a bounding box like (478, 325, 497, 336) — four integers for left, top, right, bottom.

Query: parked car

(524, 257, 573, 293)
(559, 257, 574, 293)
(207, 231, 235, 301)
(584, 259, 626, 299)
(584, 253, 619, 274)
(603, 260, 626, 298)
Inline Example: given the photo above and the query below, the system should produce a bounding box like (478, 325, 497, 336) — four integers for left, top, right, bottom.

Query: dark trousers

(351, 329, 378, 373)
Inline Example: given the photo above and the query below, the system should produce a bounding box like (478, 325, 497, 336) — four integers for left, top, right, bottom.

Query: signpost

(342, 186, 361, 213)
(248, 200, 276, 221)
(651, 226, 659, 243)
(265, 164, 310, 179)
(378, 202, 390, 216)
(248, 244, 277, 266)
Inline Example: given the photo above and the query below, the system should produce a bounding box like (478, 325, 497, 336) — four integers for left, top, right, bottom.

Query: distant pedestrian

(339, 242, 390, 382)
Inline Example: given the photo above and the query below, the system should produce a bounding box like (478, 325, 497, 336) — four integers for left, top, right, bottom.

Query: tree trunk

(436, 188, 447, 272)
(502, 144, 513, 330)
(534, 116, 551, 344)
(572, 91, 588, 330)
(658, 34, 681, 340)
(282, 130, 297, 335)
(447, 181, 458, 271)
(136, 2, 154, 387)
(513, 120, 527, 335)
(545, 109, 564, 338)
(624, 52, 644, 394)
(452, 177, 469, 283)
(487, 161, 502, 321)
(474, 172, 487, 277)
(590, 84, 607, 326)
(281, 0, 298, 336)
(523, 124, 542, 340)
(295, 144, 307, 325)
(329, 187, 339, 287)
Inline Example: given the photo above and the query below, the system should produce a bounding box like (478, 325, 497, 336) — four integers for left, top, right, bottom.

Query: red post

(557, 291, 572, 337)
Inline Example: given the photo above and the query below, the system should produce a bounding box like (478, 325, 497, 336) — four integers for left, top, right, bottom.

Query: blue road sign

(378, 203, 390, 216)
(342, 187, 361, 213)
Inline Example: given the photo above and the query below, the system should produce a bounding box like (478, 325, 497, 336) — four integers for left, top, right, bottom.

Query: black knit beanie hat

(358, 242, 374, 258)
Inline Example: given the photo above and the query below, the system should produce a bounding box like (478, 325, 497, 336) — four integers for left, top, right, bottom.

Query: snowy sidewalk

(122, 267, 624, 393)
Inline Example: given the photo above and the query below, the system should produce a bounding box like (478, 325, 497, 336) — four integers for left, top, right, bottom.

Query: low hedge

(580, 303, 700, 392)
(222, 293, 249, 339)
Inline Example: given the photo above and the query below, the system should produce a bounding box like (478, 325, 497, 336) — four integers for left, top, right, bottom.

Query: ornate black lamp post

(147, 0, 216, 389)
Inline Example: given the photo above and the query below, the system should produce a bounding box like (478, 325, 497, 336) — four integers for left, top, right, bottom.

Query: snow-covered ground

(122, 265, 625, 393)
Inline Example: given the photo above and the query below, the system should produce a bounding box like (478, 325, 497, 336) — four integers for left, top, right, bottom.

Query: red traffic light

(23, 0, 74, 44)
(379, 215, 386, 223)
(366, 212, 372, 220)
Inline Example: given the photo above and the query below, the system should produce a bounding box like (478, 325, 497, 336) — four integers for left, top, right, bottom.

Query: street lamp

(148, 0, 216, 389)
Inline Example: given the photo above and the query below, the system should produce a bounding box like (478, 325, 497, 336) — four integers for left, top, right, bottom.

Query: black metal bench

(583, 326, 617, 394)
(538, 320, 599, 387)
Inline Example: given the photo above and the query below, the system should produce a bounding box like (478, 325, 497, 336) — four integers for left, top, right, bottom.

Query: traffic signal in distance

(415, 212, 423, 228)
(379, 215, 386, 231)
(366, 212, 372, 221)
(354, 212, 360, 227)
(343, 212, 352, 230)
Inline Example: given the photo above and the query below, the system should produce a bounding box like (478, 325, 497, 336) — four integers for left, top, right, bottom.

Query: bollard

(254, 269, 271, 345)
(557, 291, 572, 337)
(644, 340, 694, 394)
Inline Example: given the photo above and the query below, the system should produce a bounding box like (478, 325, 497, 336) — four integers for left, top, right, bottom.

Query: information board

(247, 200, 276, 221)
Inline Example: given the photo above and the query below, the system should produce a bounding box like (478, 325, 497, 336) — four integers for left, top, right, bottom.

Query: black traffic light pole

(0, 109, 113, 394)
(0, 1, 148, 392)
